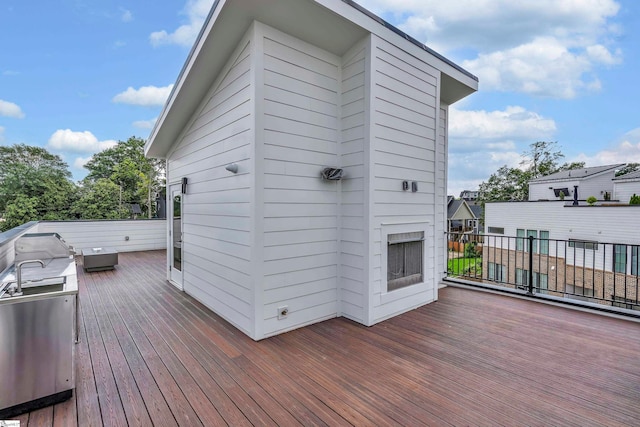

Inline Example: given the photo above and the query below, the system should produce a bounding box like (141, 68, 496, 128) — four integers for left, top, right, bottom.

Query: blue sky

(1, 0, 639, 196)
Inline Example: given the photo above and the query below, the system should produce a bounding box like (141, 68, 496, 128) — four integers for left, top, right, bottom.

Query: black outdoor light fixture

(181, 177, 188, 194)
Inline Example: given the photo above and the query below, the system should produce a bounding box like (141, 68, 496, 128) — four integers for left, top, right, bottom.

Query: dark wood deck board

(7, 249, 640, 426)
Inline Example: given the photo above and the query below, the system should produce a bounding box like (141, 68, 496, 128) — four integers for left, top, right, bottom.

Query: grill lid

(15, 233, 74, 262)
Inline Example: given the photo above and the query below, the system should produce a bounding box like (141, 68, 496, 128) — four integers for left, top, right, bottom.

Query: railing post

(528, 235, 534, 295)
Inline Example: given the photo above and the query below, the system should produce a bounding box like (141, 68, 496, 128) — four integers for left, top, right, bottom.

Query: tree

(71, 179, 130, 219)
(1, 194, 39, 232)
(479, 141, 585, 204)
(82, 136, 165, 218)
(0, 144, 76, 227)
(616, 163, 640, 177)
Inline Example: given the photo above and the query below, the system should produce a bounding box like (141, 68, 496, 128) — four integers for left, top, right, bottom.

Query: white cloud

(133, 118, 157, 129)
(450, 106, 556, 141)
(572, 128, 640, 166)
(121, 8, 133, 23)
(463, 37, 621, 98)
(447, 105, 557, 194)
(47, 129, 117, 153)
(0, 99, 25, 118)
(150, 0, 213, 47)
(355, 0, 622, 98)
(112, 84, 173, 107)
(74, 156, 92, 169)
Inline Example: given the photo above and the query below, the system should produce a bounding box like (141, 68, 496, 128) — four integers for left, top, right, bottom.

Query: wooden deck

(10, 250, 640, 426)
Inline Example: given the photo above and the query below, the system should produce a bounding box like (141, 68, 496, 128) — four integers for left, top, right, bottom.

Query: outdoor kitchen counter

(0, 257, 78, 303)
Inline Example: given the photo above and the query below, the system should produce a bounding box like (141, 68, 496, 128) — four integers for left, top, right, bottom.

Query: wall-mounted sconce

(411, 181, 418, 192)
(402, 181, 409, 191)
(321, 167, 343, 180)
(181, 177, 188, 194)
(225, 163, 238, 174)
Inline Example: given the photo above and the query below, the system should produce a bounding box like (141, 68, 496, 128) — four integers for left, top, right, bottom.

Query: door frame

(168, 183, 184, 290)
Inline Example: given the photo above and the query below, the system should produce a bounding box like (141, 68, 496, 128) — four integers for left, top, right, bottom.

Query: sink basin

(0, 276, 66, 299)
(20, 283, 65, 296)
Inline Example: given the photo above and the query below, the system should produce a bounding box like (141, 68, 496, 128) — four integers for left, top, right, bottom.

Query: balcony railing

(446, 232, 640, 316)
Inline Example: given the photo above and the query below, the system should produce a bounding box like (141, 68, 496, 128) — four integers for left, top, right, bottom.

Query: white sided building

(145, 0, 478, 340)
(485, 164, 640, 277)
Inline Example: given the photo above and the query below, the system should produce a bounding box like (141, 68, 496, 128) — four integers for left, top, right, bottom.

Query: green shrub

(464, 242, 478, 258)
(586, 196, 597, 206)
(630, 194, 640, 205)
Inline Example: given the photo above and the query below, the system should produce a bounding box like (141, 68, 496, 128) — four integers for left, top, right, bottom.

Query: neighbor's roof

(145, 0, 478, 158)
(613, 169, 640, 181)
(469, 204, 482, 219)
(448, 199, 475, 220)
(529, 164, 624, 183)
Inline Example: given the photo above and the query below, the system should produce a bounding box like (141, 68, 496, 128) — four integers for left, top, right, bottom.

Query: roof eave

(145, 0, 478, 158)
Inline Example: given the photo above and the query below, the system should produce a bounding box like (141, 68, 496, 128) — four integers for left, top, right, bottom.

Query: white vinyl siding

(259, 25, 340, 337)
(370, 35, 439, 323)
(339, 37, 369, 323)
(614, 180, 640, 203)
(166, 32, 254, 336)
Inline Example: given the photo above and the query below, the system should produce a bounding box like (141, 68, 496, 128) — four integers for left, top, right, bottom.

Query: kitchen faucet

(15, 259, 45, 296)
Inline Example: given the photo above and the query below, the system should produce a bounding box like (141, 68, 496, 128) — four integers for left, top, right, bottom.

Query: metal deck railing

(446, 232, 640, 316)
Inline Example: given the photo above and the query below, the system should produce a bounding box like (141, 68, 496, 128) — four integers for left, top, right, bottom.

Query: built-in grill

(14, 232, 75, 263)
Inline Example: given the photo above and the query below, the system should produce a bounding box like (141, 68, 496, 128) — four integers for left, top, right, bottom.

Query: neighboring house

(447, 197, 478, 235)
(145, 0, 478, 340)
(613, 169, 640, 203)
(460, 189, 479, 201)
(528, 163, 623, 201)
(484, 165, 640, 309)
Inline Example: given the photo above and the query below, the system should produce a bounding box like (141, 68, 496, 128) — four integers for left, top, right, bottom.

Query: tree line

(0, 136, 165, 232)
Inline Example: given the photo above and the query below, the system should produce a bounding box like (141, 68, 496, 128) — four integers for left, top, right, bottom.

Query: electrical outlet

(277, 305, 289, 320)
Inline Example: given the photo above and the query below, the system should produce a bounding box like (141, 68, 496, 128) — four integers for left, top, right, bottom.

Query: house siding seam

(339, 37, 368, 323)
(166, 33, 254, 336)
(259, 25, 341, 337)
(370, 35, 438, 323)
(437, 104, 448, 283)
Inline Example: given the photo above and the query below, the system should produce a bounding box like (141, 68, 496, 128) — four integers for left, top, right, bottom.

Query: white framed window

(516, 229, 525, 251)
(539, 231, 549, 255)
(488, 262, 505, 283)
(568, 239, 598, 250)
(613, 244, 627, 274)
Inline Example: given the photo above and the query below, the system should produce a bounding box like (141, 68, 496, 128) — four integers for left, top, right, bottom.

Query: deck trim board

(9, 250, 640, 426)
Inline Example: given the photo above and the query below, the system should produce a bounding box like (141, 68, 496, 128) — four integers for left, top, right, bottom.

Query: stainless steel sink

(1, 277, 67, 299)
